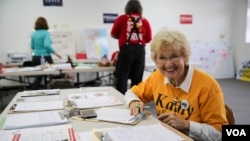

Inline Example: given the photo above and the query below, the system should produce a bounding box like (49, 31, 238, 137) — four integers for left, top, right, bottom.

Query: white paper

(21, 89, 60, 97)
(3, 110, 68, 130)
(0, 124, 78, 141)
(103, 123, 185, 141)
(77, 131, 92, 141)
(94, 107, 136, 124)
(16, 95, 60, 103)
(13, 100, 64, 112)
(68, 91, 123, 109)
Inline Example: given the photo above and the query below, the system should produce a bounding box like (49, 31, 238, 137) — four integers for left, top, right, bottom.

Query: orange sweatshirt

(131, 66, 228, 131)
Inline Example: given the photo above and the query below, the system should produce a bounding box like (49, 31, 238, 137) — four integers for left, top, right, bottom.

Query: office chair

(225, 104, 235, 125)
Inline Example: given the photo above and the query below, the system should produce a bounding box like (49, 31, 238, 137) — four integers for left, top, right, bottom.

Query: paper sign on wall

(180, 14, 192, 24)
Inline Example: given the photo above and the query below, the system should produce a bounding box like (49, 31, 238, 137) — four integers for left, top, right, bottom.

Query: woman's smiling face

(155, 47, 187, 81)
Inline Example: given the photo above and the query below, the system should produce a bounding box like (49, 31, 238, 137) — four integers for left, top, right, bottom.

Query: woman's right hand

(55, 53, 62, 59)
(129, 100, 145, 116)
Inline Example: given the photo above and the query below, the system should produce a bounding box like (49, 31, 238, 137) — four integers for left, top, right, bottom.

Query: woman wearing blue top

(30, 16, 61, 90)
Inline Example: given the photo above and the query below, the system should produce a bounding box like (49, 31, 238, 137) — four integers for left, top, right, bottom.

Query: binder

(95, 123, 192, 141)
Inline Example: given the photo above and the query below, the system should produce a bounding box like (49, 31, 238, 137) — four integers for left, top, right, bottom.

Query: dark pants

(31, 55, 53, 90)
(115, 44, 145, 94)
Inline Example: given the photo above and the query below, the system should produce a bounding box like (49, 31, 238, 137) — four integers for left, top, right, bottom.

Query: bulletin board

(83, 28, 109, 59)
(50, 30, 76, 60)
(189, 41, 235, 79)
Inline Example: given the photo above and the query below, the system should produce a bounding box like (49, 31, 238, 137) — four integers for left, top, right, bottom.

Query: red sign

(180, 14, 192, 24)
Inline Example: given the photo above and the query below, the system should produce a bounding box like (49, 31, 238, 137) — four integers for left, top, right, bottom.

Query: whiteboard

(189, 41, 235, 79)
(50, 30, 76, 60)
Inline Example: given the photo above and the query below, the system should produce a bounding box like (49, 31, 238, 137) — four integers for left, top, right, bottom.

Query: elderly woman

(124, 28, 228, 141)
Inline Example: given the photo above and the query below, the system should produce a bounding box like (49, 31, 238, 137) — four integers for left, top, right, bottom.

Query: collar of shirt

(164, 65, 194, 93)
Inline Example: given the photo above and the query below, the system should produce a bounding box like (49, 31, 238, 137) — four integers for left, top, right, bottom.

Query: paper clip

(129, 111, 147, 121)
(58, 110, 70, 120)
(100, 131, 113, 141)
(10, 104, 17, 110)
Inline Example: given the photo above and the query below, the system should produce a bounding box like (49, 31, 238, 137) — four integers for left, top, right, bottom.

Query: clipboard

(7, 100, 66, 114)
(21, 89, 60, 97)
(93, 107, 151, 125)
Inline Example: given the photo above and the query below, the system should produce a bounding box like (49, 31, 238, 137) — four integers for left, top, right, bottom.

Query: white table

(0, 86, 193, 140)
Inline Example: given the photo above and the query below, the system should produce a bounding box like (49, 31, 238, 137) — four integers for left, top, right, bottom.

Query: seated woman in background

(124, 28, 228, 141)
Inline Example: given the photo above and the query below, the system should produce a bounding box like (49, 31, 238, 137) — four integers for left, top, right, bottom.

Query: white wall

(0, 0, 249, 78)
(231, 0, 250, 75)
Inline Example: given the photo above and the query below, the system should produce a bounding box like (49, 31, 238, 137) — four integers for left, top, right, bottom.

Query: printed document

(3, 110, 68, 130)
(0, 124, 77, 141)
(13, 100, 64, 112)
(100, 123, 185, 141)
(68, 91, 123, 108)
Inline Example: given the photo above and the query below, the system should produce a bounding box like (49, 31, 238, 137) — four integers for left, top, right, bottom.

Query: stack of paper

(3, 110, 69, 130)
(68, 91, 123, 109)
(13, 100, 64, 112)
(97, 123, 185, 141)
(93, 107, 149, 125)
(21, 89, 60, 97)
(0, 124, 78, 141)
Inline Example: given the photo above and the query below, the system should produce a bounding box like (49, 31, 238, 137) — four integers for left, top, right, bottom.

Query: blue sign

(43, 0, 63, 6)
(103, 13, 118, 24)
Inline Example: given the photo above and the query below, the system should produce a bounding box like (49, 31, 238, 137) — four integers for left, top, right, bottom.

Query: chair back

(225, 104, 235, 125)
(22, 61, 33, 67)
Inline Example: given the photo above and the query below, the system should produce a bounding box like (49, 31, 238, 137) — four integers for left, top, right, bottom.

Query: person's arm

(54, 52, 62, 59)
(110, 15, 122, 39)
(142, 18, 152, 43)
(124, 89, 141, 107)
(189, 121, 222, 141)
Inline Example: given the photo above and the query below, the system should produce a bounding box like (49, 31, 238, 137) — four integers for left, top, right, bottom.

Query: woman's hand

(129, 100, 145, 116)
(158, 113, 190, 134)
(55, 53, 62, 59)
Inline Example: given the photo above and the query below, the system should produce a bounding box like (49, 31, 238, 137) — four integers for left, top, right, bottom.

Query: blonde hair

(150, 28, 191, 63)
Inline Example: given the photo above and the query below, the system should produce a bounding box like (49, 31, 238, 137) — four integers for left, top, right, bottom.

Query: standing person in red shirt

(111, 0, 152, 94)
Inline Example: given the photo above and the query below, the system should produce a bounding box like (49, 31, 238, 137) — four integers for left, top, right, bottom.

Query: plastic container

(40, 56, 45, 65)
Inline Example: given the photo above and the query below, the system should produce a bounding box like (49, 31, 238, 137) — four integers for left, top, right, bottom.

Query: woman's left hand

(158, 112, 189, 134)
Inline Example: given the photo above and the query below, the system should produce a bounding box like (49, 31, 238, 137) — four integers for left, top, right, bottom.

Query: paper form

(102, 123, 185, 141)
(21, 89, 60, 97)
(13, 100, 64, 112)
(0, 124, 78, 141)
(3, 110, 68, 130)
(16, 95, 60, 103)
(94, 107, 138, 124)
(68, 91, 123, 109)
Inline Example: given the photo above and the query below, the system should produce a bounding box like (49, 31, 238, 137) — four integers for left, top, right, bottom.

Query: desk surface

(62, 66, 115, 73)
(0, 87, 193, 141)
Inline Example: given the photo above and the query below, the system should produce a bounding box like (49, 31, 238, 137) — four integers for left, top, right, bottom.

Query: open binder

(95, 123, 192, 141)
